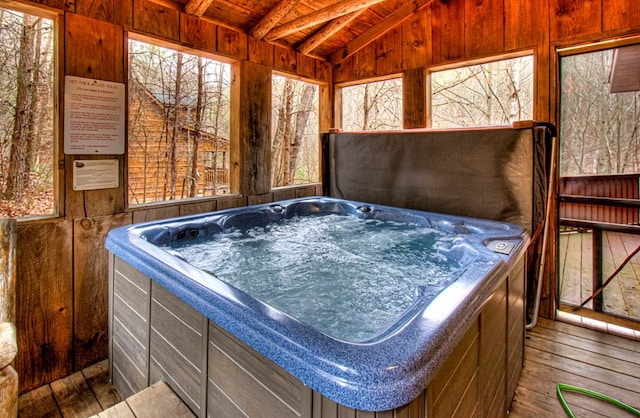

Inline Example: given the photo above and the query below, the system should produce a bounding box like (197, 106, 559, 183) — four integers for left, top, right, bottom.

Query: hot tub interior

(138, 199, 512, 343)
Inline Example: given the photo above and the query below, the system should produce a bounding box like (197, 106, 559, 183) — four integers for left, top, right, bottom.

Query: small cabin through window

(430, 55, 534, 128)
(127, 38, 231, 205)
(271, 74, 320, 188)
(339, 78, 403, 131)
(0, 6, 55, 218)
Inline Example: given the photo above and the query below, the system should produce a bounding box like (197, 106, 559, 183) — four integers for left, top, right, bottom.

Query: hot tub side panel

(109, 253, 526, 417)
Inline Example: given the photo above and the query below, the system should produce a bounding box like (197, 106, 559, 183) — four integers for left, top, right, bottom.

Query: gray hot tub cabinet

(108, 253, 526, 417)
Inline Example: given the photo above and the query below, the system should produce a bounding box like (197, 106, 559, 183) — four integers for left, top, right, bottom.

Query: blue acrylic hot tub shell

(105, 197, 528, 411)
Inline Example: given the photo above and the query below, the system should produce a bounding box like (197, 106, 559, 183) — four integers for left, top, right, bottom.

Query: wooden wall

(332, 0, 640, 324)
(13, 0, 640, 395)
(13, 0, 327, 393)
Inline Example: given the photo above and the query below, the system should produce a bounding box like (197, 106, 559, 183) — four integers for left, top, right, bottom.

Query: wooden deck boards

(510, 317, 640, 417)
(18, 319, 640, 417)
(559, 230, 640, 319)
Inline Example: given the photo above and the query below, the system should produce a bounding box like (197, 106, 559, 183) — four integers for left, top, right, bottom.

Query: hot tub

(105, 197, 528, 416)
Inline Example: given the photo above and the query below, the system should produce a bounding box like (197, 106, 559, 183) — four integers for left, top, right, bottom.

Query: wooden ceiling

(175, 0, 434, 63)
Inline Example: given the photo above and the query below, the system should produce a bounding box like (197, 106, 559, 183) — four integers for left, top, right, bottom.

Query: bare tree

(560, 49, 640, 176)
(342, 79, 402, 131)
(272, 76, 319, 187)
(5, 14, 38, 201)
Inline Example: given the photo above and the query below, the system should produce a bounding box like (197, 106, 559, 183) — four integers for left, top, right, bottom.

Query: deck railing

(559, 174, 640, 316)
(560, 173, 639, 224)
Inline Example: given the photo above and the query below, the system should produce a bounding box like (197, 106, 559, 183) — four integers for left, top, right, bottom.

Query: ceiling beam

(264, 0, 386, 42)
(184, 0, 215, 16)
(297, 9, 364, 54)
(250, 0, 303, 39)
(330, 0, 435, 64)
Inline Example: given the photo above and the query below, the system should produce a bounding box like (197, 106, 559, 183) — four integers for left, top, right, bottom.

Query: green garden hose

(556, 383, 640, 417)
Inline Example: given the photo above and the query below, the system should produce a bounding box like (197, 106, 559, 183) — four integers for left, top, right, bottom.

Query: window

(560, 45, 640, 176)
(340, 78, 402, 130)
(271, 75, 319, 187)
(430, 56, 533, 128)
(0, 7, 55, 218)
(128, 39, 231, 205)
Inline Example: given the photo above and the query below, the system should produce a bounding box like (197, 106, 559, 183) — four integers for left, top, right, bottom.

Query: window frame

(125, 33, 236, 208)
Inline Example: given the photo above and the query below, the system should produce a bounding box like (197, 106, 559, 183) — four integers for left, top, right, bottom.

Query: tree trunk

(289, 84, 316, 184)
(168, 52, 183, 200)
(281, 79, 294, 185)
(5, 15, 37, 201)
(211, 64, 225, 195)
(189, 57, 204, 198)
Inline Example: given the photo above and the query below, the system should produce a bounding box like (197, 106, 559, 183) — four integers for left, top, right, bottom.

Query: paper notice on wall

(64, 75, 125, 155)
(73, 159, 119, 191)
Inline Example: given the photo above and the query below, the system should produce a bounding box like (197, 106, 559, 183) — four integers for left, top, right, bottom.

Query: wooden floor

(18, 360, 121, 417)
(559, 230, 640, 319)
(510, 317, 640, 417)
(18, 318, 640, 417)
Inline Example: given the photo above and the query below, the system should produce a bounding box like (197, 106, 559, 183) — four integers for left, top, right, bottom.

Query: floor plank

(18, 319, 640, 418)
(18, 384, 62, 418)
(92, 401, 135, 418)
(125, 381, 195, 418)
(82, 360, 122, 410)
(49, 371, 103, 418)
(510, 318, 640, 418)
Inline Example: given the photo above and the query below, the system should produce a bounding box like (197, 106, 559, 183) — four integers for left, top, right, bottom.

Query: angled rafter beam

(184, 0, 215, 16)
(250, 0, 303, 39)
(330, 0, 435, 64)
(297, 9, 364, 54)
(264, 0, 386, 42)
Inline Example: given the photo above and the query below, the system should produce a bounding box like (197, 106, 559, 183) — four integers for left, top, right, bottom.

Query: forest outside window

(271, 74, 319, 188)
(340, 78, 402, 130)
(430, 55, 533, 128)
(128, 38, 231, 206)
(0, 7, 55, 218)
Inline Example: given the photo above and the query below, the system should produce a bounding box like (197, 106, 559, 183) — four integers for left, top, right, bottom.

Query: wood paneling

(64, 14, 125, 218)
(132, 206, 180, 223)
(354, 43, 376, 78)
(402, 7, 430, 70)
(74, 213, 131, 370)
(549, 0, 601, 42)
(375, 28, 401, 75)
(16, 219, 73, 392)
(603, 0, 640, 32)
(248, 36, 274, 66)
(217, 25, 248, 60)
(65, 13, 124, 82)
(274, 44, 297, 73)
(504, 0, 548, 50)
(297, 52, 316, 78)
(180, 13, 217, 53)
(75, 0, 133, 28)
(132, 0, 180, 41)
(464, 0, 504, 58)
(430, 0, 464, 65)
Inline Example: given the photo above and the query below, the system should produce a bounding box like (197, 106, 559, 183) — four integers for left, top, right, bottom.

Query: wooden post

(0, 219, 17, 417)
(0, 219, 16, 324)
(403, 67, 426, 129)
(230, 61, 272, 196)
(592, 229, 604, 312)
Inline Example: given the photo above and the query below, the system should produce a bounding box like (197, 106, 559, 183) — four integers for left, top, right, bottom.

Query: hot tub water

(162, 213, 467, 342)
